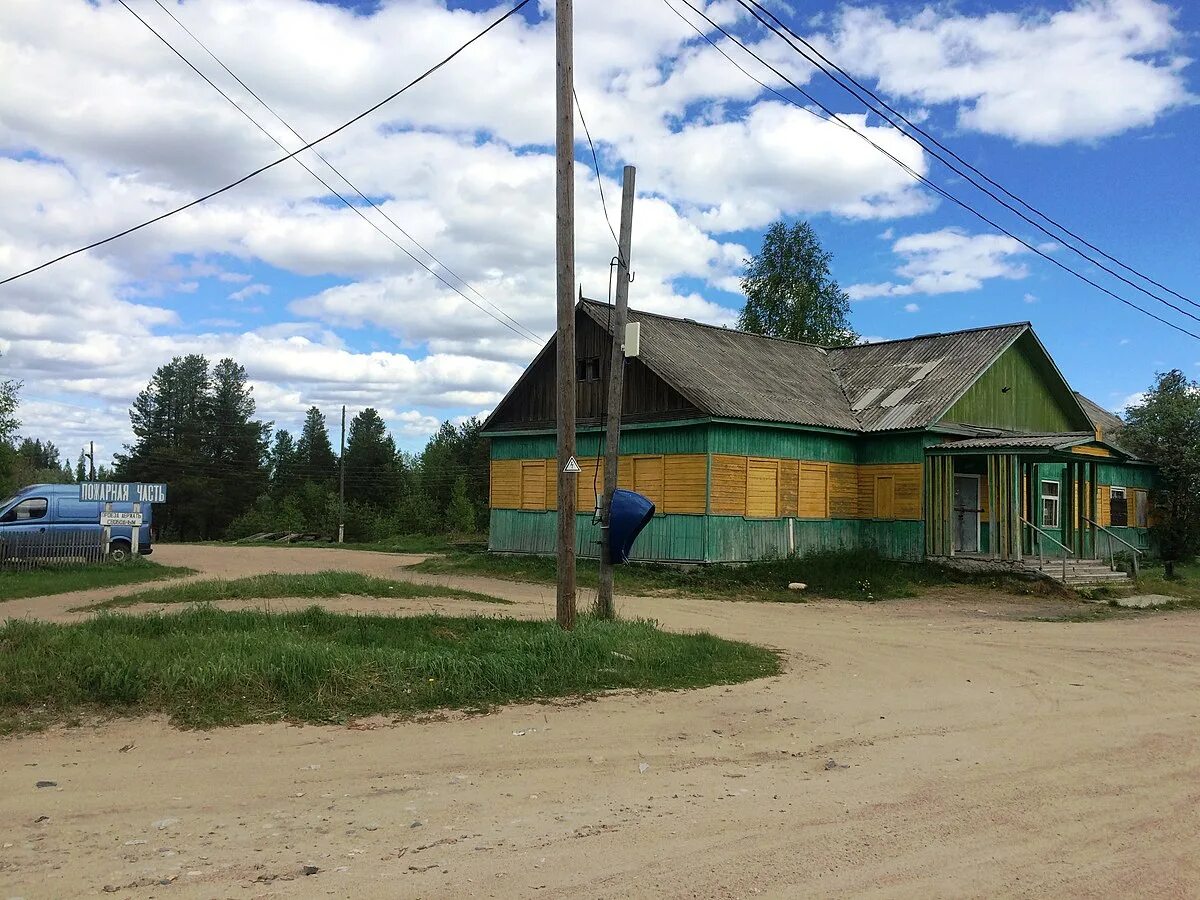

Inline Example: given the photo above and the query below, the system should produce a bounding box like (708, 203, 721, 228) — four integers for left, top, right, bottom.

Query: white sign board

(563, 456, 581, 474)
(100, 511, 144, 527)
(80, 483, 168, 503)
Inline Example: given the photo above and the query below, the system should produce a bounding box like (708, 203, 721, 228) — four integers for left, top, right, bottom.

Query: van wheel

(108, 542, 131, 564)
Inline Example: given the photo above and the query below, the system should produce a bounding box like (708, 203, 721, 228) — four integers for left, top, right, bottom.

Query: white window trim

(1041, 480, 1061, 529)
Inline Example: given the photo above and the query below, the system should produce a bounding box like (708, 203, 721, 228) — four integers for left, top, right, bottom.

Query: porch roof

(927, 431, 1132, 458)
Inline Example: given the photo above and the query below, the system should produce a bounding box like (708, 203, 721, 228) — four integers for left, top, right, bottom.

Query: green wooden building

(482, 300, 1154, 570)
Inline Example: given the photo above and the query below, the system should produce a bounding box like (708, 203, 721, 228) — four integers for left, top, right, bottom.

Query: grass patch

(1025, 560, 1200, 622)
(0, 607, 781, 731)
(412, 549, 1057, 602)
(0, 559, 195, 603)
(80, 571, 509, 611)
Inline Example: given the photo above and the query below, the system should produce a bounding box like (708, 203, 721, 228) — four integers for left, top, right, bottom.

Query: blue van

(0, 483, 153, 562)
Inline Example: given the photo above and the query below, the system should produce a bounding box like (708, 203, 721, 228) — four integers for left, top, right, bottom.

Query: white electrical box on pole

(597, 164, 636, 619)
(554, 0, 577, 630)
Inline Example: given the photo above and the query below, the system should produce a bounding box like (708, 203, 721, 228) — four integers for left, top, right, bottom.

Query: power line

(572, 86, 623, 263)
(113, 0, 539, 346)
(735, 0, 1200, 322)
(661, 0, 1200, 342)
(0, 0, 533, 290)
(143, 0, 542, 344)
(739, 0, 1200, 313)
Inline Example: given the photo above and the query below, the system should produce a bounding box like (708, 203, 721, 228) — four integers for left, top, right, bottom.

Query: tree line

(105, 354, 488, 542)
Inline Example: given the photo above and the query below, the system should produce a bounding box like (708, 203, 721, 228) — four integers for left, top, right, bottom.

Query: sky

(0, 0, 1197, 467)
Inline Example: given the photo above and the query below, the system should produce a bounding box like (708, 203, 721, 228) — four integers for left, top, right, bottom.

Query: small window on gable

(576, 357, 601, 382)
(1041, 480, 1061, 529)
(1109, 487, 1128, 527)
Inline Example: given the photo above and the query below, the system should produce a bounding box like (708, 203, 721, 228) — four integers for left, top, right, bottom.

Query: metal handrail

(1021, 517, 1073, 582)
(1083, 516, 1143, 579)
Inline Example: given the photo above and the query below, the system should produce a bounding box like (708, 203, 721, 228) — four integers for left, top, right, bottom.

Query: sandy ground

(2, 545, 1199, 899)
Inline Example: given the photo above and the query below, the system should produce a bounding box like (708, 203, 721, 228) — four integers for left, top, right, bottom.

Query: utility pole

(554, 0, 577, 630)
(87, 441, 96, 481)
(338, 405, 346, 544)
(596, 165, 636, 619)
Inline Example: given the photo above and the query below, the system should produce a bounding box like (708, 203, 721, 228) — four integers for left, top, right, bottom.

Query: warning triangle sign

(563, 456, 582, 474)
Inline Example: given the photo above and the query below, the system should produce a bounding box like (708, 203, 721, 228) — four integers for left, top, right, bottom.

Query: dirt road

(2, 545, 1198, 898)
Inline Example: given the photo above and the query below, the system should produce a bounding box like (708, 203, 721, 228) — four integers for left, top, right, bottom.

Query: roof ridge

(581, 298, 1031, 352)
(580, 297, 832, 351)
(832, 321, 1031, 351)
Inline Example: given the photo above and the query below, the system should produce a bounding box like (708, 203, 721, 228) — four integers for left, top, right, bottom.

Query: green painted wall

(488, 509, 707, 562)
(859, 521, 925, 561)
(706, 423, 855, 461)
(490, 424, 709, 460)
(857, 433, 936, 464)
(705, 518, 860, 562)
(942, 335, 1090, 432)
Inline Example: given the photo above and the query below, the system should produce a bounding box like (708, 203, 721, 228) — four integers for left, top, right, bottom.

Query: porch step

(1020, 558, 1131, 587)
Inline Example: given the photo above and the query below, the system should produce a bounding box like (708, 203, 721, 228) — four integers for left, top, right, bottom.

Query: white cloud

(824, 0, 1193, 145)
(1024, 293, 1039, 304)
(904, 302, 920, 313)
(848, 228, 1032, 299)
(229, 283, 270, 302)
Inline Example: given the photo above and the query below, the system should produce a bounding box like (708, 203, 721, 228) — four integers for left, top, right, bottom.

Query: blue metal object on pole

(608, 488, 654, 564)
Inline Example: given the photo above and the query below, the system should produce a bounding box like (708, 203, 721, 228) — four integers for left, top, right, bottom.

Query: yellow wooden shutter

(490, 459, 521, 509)
(521, 461, 547, 510)
(875, 475, 896, 520)
(799, 462, 830, 518)
(746, 458, 780, 518)
(633, 456, 665, 509)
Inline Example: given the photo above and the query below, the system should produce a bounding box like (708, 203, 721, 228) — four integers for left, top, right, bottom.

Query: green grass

(411, 548, 1060, 603)
(80, 571, 510, 611)
(196, 534, 486, 554)
(0, 607, 781, 732)
(0, 559, 195, 603)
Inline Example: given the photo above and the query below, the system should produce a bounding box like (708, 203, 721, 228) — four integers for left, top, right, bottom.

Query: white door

(953, 475, 981, 553)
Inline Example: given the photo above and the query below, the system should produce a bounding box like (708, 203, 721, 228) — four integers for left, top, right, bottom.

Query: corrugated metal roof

(1075, 392, 1125, 433)
(825, 325, 1027, 432)
(934, 432, 1095, 450)
(580, 301, 861, 430)
(574, 301, 1040, 434)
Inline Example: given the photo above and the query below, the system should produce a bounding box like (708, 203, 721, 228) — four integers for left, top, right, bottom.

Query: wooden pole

(555, 0, 577, 630)
(338, 404, 346, 545)
(596, 165, 636, 619)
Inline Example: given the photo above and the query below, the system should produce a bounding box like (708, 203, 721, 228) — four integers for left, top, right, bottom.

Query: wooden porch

(923, 436, 1118, 562)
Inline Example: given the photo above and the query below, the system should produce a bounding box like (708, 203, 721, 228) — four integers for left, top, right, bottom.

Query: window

(1041, 481, 1061, 529)
(1, 498, 48, 523)
(1109, 487, 1128, 527)
(576, 357, 601, 382)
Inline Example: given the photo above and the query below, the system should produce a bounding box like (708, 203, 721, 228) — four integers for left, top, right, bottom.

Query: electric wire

(572, 86, 624, 265)
(0, 0, 534, 290)
(736, 0, 1200, 321)
(145, 0, 543, 343)
(661, 0, 1200, 342)
(739, 0, 1199, 312)
(111, 0, 540, 346)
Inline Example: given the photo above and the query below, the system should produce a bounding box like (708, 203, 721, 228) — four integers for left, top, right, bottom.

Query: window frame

(1041, 480, 1061, 529)
(576, 357, 602, 382)
(1109, 486, 1128, 527)
(0, 497, 48, 524)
